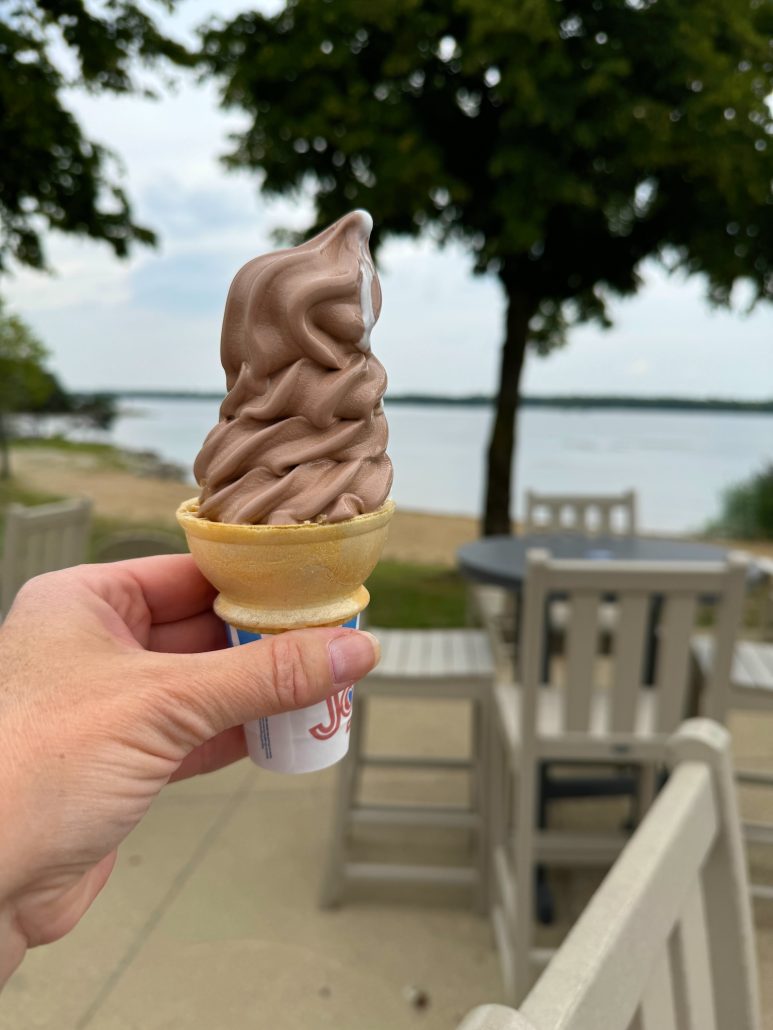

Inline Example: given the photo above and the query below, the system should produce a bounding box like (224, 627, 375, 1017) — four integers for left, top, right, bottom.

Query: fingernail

(328, 631, 380, 687)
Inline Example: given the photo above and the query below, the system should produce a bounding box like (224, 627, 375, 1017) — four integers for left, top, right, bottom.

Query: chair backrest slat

(598, 500, 612, 536)
(700, 556, 748, 722)
(519, 552, 551, 758)
(524, 491, 637, 538)
(610, 594, 649, 732)
(655, 595, 698, 732)
(563, 592, 599, 731)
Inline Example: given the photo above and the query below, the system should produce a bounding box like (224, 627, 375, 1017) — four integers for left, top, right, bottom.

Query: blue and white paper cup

(226, 616, 360, 774)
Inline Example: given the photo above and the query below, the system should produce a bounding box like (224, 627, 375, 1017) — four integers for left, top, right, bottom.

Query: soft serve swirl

(194, 211, 393, 525)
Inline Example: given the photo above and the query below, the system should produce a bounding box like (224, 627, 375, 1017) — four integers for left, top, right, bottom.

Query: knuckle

(10, 570, 63, 609)
(133, 656, 216, 748)
(7, 565, 91, 620)
(267, 634, 316, 710)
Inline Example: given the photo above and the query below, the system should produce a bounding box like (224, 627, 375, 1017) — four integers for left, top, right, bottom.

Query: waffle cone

(176, 498, 395, 633)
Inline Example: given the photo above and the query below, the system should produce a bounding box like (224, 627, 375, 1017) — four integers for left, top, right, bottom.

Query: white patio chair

(0, 498, 92, 616)
(524, 489, 637, 537)
(489, 550, 747, 1003)
(459, 720, 760, 1030)
(320, 627, 495, 911)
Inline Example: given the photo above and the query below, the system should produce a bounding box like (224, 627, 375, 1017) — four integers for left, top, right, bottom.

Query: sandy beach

(10, 445, 483, 565)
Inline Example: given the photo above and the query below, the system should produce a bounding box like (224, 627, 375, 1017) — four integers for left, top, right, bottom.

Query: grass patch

(11, 437, 132, 471)
(365, 560, 468, 628)
(0, 479, 64, 508)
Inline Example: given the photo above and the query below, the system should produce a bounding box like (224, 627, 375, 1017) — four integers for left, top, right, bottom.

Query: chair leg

(488, 704, 507, 897)
(488, 718, 516, 1002)
(513, 762, 537, 1005)
(487, 706, 536, 1005)
(535, 762, 554, 926)
(319, 692, 368, 908)
(472, 693, 490, 914)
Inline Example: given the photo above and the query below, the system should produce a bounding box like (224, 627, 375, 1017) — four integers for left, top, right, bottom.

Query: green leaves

(0, 2, 191, 272)
(0, 300, 55, 415)
(708, 466, 773, 540)
(201, 0, 773, 344)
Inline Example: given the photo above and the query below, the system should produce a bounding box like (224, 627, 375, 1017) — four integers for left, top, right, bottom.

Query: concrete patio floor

(3, 700, 773, 1029)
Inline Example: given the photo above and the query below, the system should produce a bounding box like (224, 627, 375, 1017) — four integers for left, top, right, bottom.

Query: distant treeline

(113, 389, 773, 414)
(389, 394, 773, 413)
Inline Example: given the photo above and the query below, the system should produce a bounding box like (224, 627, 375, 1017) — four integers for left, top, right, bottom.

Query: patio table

(457, 533, 730, 590)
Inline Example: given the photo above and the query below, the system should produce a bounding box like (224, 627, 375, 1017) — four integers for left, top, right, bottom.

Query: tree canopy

(0, 1, 191, 273)
(201, 0, 773, 533)
(0, 300, 56, 476)
(0, 300, 117, 477)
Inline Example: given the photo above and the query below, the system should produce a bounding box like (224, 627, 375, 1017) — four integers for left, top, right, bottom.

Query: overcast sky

(3, 2, 771, 398)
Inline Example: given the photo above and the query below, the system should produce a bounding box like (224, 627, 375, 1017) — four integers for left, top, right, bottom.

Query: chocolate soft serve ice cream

(194, 210, 392, 526)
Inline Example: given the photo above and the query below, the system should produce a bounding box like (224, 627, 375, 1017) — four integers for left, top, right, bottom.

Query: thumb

(149, 627, 381, 742)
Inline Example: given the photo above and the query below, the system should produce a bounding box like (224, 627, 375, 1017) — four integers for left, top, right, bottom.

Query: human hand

(0, 555, 378, 984)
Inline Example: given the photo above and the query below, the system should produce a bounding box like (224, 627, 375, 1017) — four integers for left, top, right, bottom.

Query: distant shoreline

(108, 389, 773, 415)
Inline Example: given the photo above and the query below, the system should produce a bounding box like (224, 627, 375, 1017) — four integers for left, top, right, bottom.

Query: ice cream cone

(176, 498, 395, 634)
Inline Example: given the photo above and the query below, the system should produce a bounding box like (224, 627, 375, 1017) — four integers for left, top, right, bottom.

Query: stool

(320, 628, 495, 911)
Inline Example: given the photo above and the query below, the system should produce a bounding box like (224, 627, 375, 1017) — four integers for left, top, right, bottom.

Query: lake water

(106, 398, 772, 534)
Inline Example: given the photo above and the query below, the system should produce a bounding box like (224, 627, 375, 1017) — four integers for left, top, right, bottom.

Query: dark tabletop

(457, 534, 731, 590)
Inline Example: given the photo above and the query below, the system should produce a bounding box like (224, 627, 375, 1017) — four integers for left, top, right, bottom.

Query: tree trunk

(483, 283, 535, 536)
(0, 413, 9, 480)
